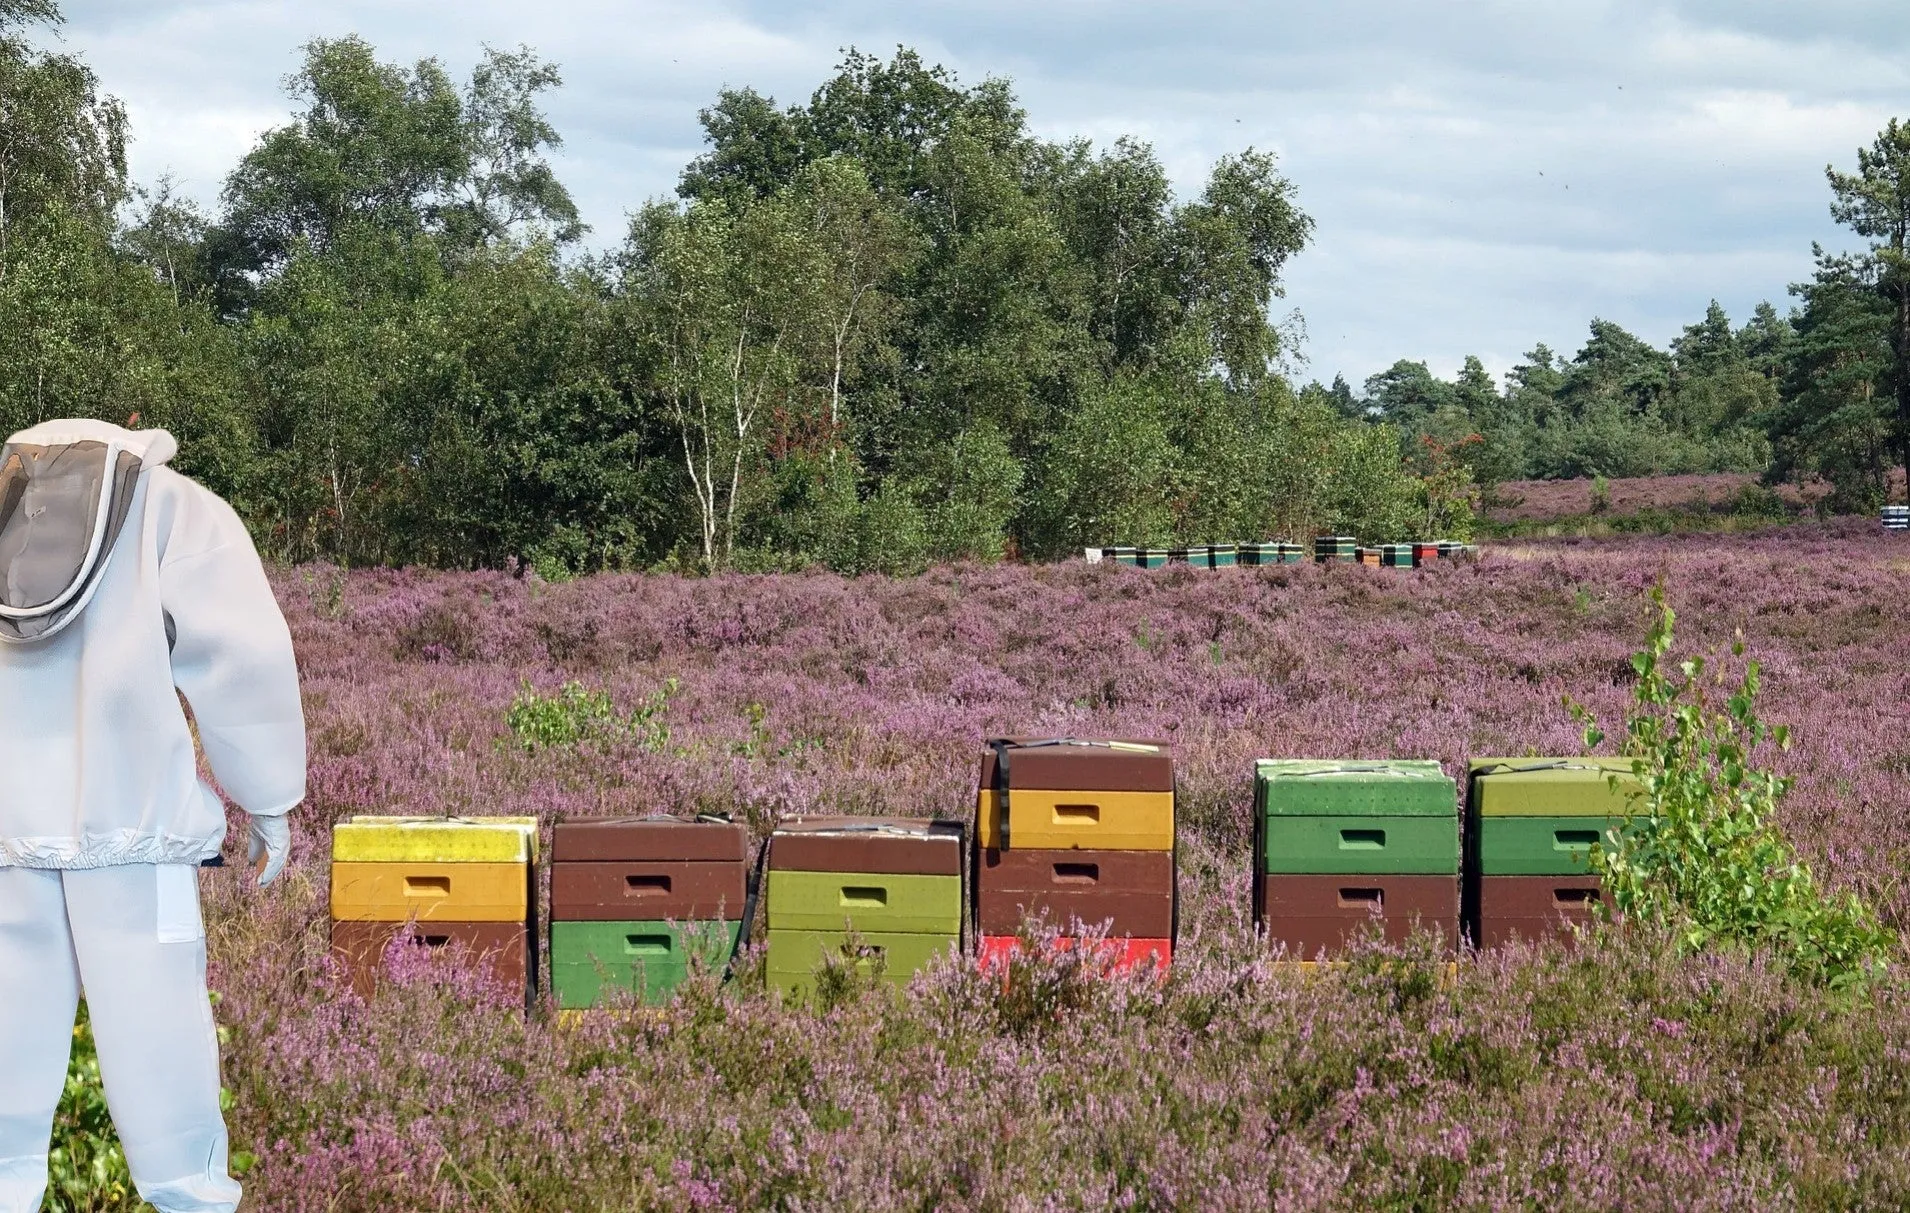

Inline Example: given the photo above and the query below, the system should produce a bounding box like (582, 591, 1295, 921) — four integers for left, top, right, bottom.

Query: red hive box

(1258, 875, 1459, 957)
(977, 934, 1171, 974)
(976, 848, 1173, 938)
(1475, 876, 1609, 949)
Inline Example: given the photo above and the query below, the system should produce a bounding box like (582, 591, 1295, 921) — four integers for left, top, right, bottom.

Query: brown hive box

(1258, 875, 1459, 957)
(976, 848, 1174, 937)
(769, 816, 966, 876)
(551, 817, 749, 921)
(976, 739, 1174, 793)
(1475, 876, 1609, 949)
(330, 920, 531, 1001)
(551, 817, 748, 863)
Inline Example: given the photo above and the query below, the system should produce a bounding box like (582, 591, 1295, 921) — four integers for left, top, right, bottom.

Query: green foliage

(504, 677, 678, 754)
(1569, 587, 1894, 989)
(1589, 474, 1612, 514)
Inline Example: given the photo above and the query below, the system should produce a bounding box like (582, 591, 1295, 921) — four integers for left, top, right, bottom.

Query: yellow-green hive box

(1468, 759, 1642, 818)
(333, 816, 539, 863)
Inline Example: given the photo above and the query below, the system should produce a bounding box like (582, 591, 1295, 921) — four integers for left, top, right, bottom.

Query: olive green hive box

(764, 870, 962, 936)
(1256, 761, 1458, 875)
(765, 930, 958, 999)
(549, 920, 742, 1008)
(1470, 759, 1643, 876)
(1468, 758, 1641, 817)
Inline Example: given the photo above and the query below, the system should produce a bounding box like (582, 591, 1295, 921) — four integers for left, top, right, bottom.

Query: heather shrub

(1572, 586, 1894, 988)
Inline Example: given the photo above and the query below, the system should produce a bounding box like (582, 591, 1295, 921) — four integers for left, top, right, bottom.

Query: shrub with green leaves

(1570, 586, 1894, 988)
(504, 677, 678, 754)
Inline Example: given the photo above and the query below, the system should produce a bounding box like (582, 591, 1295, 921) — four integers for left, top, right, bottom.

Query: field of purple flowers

(197, 520, 1910, 1210)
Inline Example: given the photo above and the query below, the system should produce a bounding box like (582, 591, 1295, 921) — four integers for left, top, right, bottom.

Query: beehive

(764, 817, 965, 1000)
(1467, 759, 1640, 948)
(1253, 761, 1459, 959)
(1202, 543, 1238, 568)
(1379, 544, 1416, 568)
(1314, 536, 1359, 563)
(548, 816, 749, 1009)
(328, 816, 539, 1002)
(975, 739, 1176, 970)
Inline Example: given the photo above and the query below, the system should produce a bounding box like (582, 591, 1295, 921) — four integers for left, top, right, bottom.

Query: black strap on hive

(724, 830, 772, 985)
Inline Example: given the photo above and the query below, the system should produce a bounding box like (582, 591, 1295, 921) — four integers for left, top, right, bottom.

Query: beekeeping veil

(0, 420, 177, 644)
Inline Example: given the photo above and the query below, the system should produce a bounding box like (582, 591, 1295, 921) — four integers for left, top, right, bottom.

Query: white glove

(247, 813, 292, 887)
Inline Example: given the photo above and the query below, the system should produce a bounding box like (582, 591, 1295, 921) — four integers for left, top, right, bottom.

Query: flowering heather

(1487, 473, 1834, 523)
(191, 521, 1910, 1209)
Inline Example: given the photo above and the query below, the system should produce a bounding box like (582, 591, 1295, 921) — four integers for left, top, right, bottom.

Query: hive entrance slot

(840, 886, 889, 907)
(419, 935, 451, 948)
(1338, 829, 1385, 850)
(1337, 888, 1384, 910)
(625, 934, 673, 955)
(625, 874, 671, 896)
(1052, 804, 1100, 823)
(1052, 863, 1099, 884)
(1553, 830, 1600, 849)
(404, 876, 452, 898)
(1553, 888, 1601, 908)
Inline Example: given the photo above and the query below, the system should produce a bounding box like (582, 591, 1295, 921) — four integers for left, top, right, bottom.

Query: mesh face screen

(0, 440, 142, 641)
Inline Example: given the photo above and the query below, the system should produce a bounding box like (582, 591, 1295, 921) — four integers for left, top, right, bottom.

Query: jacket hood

(5, 419, 178, 468)
(0, 420, 176, 644)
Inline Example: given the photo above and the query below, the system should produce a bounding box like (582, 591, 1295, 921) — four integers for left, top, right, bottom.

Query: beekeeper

(0, 419, 306, 1213)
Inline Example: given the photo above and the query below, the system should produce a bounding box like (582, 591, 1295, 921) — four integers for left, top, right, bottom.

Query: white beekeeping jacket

(0, 419, 307, 868)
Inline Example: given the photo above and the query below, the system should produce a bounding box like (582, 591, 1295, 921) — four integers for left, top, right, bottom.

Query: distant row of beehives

(1086, 538, 1477, 568)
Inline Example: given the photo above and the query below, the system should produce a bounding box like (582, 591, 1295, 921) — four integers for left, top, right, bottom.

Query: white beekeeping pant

(0, 865, 241, 1213)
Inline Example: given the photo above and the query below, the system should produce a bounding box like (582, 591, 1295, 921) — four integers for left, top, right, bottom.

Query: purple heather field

(200, 520, 1910, 1210)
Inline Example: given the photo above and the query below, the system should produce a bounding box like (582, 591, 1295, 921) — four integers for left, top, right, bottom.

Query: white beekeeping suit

(0, 420, 307, 1213)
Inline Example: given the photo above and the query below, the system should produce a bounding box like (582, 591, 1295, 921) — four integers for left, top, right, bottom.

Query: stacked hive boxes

(974, 739, 1176, 971)
(1356, 547, 1383, 567)
(1253, 762, 1458, 957)
(1314, 535, 1359, 563)
(765, 817, 966, 999)
(329, 816, 539, 1002)
(1240, 542, 1306, 565)
(1413, 541, 1441, 564)
(548, 817, 748, 1009)
(1467, 758, 1638, 947)
(1200, 543, 1238, 568)
(1885, 505, 1908, 532)
(1378, 543, 1416, 568)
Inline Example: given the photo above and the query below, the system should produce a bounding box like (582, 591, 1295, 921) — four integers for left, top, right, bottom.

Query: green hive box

(1260, 816, 1459, 874)
(1106, 546, 1139, 566)
(1256, 761, 1457, 875)
(1256, 761, 1455, 818)
(1138, 548, 1171, 568)
(765, 870, 962, 936)
(549, 920, 743, 1009)
(765, 929, 958, 1000)
(1204, 544, 1238, 568)
(1474, 818, 1631, 876)
(1469, 758, 1641, 817)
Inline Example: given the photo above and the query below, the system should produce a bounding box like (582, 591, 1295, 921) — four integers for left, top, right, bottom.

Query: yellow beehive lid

(334, 816, 539, 863)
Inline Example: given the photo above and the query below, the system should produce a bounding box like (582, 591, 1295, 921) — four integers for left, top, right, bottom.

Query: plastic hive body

(1314, 536, 1359, 562)
(974, 740, 1177, 969)
(976, 935, 1170, 976)
(1254, 760, 1459, 957)
(975, 739, 1175, 851)
(1468, 759, 1639, 948)
(1379, 544, 1417, 568)
(548, 920, 744, 1008)
(764, 817, 967, 1002)
(548, 817, 750, 1010)
(327, 815, 541, 1003)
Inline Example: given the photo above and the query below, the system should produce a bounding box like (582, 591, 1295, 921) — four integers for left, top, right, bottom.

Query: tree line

(4, 3, 1907, 574)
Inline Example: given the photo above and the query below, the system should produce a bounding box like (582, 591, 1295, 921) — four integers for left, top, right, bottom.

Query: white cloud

(51, 0, 1910, 387)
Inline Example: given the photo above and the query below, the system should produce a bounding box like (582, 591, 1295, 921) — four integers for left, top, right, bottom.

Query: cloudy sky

(53, 0, 1910, 388)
